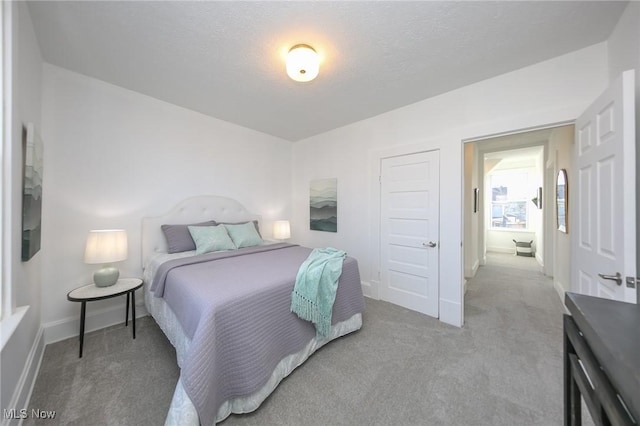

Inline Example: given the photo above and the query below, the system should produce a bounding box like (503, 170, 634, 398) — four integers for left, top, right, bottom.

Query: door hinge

(379, 175, 381, 184)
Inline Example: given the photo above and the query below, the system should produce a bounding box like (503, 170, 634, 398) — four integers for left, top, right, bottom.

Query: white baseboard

(2, 327, 45, 426)
(360, 281, 374, 299)
(486, 247, 515, 254)
(439, 298, 462, 328)
(1, 306, 29, 351)
(367, 280, 380, 299)
(535, 252, 544, 266)
(43, 303, 149, 345)
(370, 279, 460, 327)
(553, 280, 566, 305)
(464, 259, 480, 279)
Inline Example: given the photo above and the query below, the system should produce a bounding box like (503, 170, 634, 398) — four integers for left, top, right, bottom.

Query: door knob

(422, 242, 437, 248)
(598, 272, 622, 286)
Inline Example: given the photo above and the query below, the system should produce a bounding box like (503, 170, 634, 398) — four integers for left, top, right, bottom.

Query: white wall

(39, 64, 292, 340)
(534, 148, 544, 264)
(606, 2, 640, 285)
(1, 1, 44, 418)
(0, 2, 633, 413)
(463, 143, 479, 278)
(547, 126, 574, 299)
(486, 231, 537, 255)
(292, 43, 609, 327)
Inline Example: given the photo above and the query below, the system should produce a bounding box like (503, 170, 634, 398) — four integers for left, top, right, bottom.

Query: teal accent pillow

(224, 222, 264, 248)
(187, 225, 236, 255)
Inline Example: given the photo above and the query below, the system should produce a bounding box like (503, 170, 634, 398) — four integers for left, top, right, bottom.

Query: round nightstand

(67, 278, 143, 358)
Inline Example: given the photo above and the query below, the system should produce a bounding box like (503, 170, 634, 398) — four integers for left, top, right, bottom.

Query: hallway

(465, 251, 595, 426)
(485, 251, 543, 272)
(466, 251, 558, 317)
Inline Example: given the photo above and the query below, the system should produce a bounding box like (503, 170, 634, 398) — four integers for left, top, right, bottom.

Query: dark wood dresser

(564, 292, 639, 425)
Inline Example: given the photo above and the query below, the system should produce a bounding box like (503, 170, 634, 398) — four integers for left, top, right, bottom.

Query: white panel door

(572, 70, 636, 302)
(380, 150, 439, 317)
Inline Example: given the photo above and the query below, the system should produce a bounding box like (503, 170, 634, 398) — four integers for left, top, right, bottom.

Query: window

(489, 171, 529, 230)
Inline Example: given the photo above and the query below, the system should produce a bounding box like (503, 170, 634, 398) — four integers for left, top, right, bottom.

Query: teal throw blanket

(291, 247, 347, 336)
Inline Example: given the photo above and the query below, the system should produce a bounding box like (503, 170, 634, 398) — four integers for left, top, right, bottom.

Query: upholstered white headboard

(141, 195, 261, 269)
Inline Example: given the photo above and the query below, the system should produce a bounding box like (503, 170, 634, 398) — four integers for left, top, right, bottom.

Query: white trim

(620, 70, 637, 303)
(439, 298, 462, 327)
(486, 247, 515, 254)
(0, 305, 27, 350)
(464, 259, 479, 279)
(461, 120, 575, 144)
(43, 302, 148, 344)
(369, 140, 454, 324)
(1, 0, 14, 321)
(0, 0, 4, 321)
(543, 156, 557, 277)
(462, 122, 577, 326)
(368, 280, 380, 299)
(1, 326, 45, 426)
(360, 281, 373, 299)
(553, 279, 566, 305)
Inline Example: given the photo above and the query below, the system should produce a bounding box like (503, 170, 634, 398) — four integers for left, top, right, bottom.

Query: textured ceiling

(27, 1, 627, 141)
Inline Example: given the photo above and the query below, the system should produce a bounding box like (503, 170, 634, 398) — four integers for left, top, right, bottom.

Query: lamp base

(94, 266, 120, 287)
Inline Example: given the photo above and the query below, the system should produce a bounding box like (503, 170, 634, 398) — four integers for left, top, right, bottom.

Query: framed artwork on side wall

(473, 188, 479, 213)
(310, 178, 337, 232)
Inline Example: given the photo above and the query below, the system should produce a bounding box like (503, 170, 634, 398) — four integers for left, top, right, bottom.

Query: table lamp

(273, 220, 291, 240)
(84, 229, 128, 287)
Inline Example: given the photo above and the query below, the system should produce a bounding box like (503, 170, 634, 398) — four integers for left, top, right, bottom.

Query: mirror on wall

(556, 169, 568, 233)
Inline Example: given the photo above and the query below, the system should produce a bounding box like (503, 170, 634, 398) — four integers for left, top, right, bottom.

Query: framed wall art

(310, 178, 337, 232)
(473, 188, 479, 213)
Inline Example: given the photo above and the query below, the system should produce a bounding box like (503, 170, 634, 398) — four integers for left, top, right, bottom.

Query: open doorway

(484, 146, 544, 265)
(463, 124, 574, 302)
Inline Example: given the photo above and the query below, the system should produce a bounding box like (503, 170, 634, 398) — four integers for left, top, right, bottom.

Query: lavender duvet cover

(150, 243, 365, 425)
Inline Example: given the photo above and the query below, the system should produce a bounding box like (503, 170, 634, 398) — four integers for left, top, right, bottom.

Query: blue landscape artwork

(310, 178, 337, 232)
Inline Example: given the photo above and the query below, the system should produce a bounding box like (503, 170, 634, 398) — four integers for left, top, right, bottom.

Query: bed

(141, 196, 365, 425)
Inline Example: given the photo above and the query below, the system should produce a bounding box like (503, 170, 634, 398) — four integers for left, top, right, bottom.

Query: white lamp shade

(286, 45, 319, 82)
(273, 220, 291, 240)
(84, 229, 128, 264)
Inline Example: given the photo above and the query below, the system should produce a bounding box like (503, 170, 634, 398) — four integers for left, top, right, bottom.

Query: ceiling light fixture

(286, 44, 319, 82)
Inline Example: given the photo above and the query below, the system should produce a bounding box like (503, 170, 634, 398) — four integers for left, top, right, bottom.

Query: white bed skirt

(144, 277, 362, 425)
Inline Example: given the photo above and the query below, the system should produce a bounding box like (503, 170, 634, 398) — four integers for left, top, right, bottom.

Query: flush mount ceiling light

(286, 44, 319, 82)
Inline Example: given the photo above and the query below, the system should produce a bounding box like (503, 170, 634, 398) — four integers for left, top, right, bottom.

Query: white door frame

(379, 150, 440, 317)
(475, 143, 547, 264)
(544, 159, 556, 278)
(369, 140, 442, 312)
(372, 119, 604, 326)
(462, 122, 573, 277)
